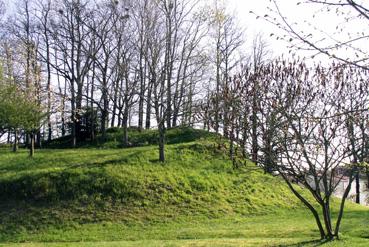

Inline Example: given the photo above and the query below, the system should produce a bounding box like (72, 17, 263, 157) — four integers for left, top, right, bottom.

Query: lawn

(0, 128, 368, 246)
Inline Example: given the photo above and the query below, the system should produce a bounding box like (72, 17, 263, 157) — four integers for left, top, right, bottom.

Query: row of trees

(204, 59, 369, 239)
(1, 0, 369, 240)
(0, 0, 245, 161)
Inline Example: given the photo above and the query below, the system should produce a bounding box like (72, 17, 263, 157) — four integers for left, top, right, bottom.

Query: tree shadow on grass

(277, 238, 344, 247)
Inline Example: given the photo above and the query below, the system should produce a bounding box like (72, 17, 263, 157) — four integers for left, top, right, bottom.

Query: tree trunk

(334, 175, 354, 237)
(13, 130, 18, 152)
(355, 172, 360, 204)
(90, 77, 95, 141)
(29, 133, 35, 157)
(138, 62, 145, 131)
(111, 80, 119, 128)
(281, 173, 326, 239)
(7, 131, 11, 144)
(70, 76, 77, 148)
(145, 82, 153, 129)
(159, 122, 165, 162)
(122, 102, 129, 147)
(251, 82, 258, 164)
(322, 202, 334, 239)
(46, 35, 52, 142)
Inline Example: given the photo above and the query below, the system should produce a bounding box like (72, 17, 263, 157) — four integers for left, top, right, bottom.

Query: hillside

(0, 128, 368, 246)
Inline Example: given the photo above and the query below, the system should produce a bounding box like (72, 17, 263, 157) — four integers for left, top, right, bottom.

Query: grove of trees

(0, 0, 368, 241)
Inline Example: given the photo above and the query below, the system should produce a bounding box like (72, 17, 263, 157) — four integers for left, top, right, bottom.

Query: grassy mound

(44, 127, 216, 148)
(0, 127, 368, 246)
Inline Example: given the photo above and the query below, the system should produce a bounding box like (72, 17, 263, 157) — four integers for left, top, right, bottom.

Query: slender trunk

(122, 102, 129, 147)
(13, 130, 18, 152)
(215, 33, 221, 134)
(242, 125, 247, 158)
(159, 122, 165, 162)
(355, 172, 360, 204)
(282, 173, 326, 239)
(145, 81, 153, 129)
(29, 133, 35, 157)
(251, 80, 258, 164)
(165, 10, 172, 129)
(322, 201, 333, 239)
(71, 80, 77, 147)
(101, 84, 108, 141)
(138, 58, 145, 131)
(117, 106, 122, 127)
(90, 66, 95, 141)
(111, 79, 119, 128)
(335, 175, 354, 237)
(230, 125, 235, 166)
(46, 36, 52, 142)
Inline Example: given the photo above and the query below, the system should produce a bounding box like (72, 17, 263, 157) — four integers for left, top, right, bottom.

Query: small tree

(0, 83, 44, 156)
(260, 60, 367, 240)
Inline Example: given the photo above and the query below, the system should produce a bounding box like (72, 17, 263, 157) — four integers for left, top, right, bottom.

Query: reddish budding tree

(258, 60, 369, 240)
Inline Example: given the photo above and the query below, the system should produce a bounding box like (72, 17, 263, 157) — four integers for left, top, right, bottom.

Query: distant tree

(208, 1, 244, 135)
(0, 83, 44, 156)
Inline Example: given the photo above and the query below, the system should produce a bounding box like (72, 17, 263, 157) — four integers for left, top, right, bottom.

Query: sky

(227, 0, 297, 55)
(2, 0, 367, 64)
(227, 0, 369, 64)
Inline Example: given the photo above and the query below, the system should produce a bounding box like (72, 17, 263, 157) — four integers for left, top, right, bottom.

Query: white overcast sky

(227, 0, 316, 57)
(228, 0, 368, 63)
(2, 0, 366, 63)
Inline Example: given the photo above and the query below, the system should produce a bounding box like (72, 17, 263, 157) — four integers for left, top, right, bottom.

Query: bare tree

(261, 60, 365, 239)
(208, 2, 244, 135)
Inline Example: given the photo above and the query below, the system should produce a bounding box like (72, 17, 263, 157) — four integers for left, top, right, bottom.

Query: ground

(0, 128, 368, 246)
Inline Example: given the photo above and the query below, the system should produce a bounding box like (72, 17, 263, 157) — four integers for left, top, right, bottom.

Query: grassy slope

(0, 128, 368, 246)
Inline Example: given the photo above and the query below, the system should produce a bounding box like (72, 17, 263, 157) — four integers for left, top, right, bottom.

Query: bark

(12, 130, 18, 152)
(90, 62, 96, 140)
(101, 82, 108, 141)
(29, 133, 35, 157)
(138, 49, 146, 131)
(122, 100, 129, 147)
(111, 78, 119, 128)
(70, 78, 77, 147)
(282, 173, 326, 239)
(158, 122, 165, 162)
(334, 174, 354, 237)
(251, 92, 258, 164)
(145, 79, 153, 129)
(44, 6, 52, 142)
(355, 172, 360, 204)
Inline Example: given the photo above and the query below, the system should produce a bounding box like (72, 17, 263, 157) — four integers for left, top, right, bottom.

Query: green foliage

(0, 84, 44, 133)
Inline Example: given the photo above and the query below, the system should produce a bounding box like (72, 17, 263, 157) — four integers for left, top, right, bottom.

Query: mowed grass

(1, 211, 369, 247)
(0, 128, 368, 246)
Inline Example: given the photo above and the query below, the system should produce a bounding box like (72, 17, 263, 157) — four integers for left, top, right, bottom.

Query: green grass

(0, 127, 368, 246)
(44, 127, 217, 149)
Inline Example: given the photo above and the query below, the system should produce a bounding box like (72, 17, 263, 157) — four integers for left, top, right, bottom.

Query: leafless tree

(260, 60, 365, 239)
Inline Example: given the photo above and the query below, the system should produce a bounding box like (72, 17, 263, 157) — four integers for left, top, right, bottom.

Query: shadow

(276, 239, 331, 247)
(0, 199, 127, 242)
